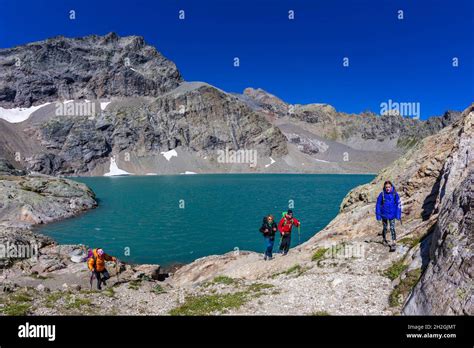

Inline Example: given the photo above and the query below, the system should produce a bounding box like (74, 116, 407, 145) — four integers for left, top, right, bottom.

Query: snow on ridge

(0, 99, 111, 123)
(0, 102, 51, 123)
(104, 156, 132, 176)
(265, 157, 276, 168)
(180, 171, 197, 175)
(161, 149, 178, 161)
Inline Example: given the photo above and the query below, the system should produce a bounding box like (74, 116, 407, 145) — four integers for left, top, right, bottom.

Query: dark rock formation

(0, 32, 182, 108)
(0, 158, 26, 176)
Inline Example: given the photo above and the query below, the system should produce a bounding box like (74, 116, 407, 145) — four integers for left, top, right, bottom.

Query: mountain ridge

(0, 33, 465, 176)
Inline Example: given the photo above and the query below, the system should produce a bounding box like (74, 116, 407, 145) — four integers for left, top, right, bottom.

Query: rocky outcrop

(0, 33, 182, 108)
(0, 167, 97, 227)
(403, 105, 473, 315)
(0, 158, 25, 176)
(0, 163, 97, 268)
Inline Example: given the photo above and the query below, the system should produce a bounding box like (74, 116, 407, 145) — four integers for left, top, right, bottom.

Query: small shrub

(246, 283, 274, 293)
(284, 264, 308, 277)
(271, 264, 309, 278)
(128, 280, 141, 290)
(11, 293, 33, 303)
(398, 236, 422, 248)
(151, 284, 166, 294)
(311, 248, 329, 262)
(45, 292, 64, 308)
(65, 296, 92, 310)
(383, 260, 408, 281)
(104, 287, 116, 298)
(389, 268, 422, 307)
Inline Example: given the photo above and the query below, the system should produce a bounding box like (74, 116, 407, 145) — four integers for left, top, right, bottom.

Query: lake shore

(0, 106, 472, 315)
(33, 173, 375, 266)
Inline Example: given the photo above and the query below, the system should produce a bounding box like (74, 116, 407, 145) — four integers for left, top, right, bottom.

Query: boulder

(132, 264, 161, 280)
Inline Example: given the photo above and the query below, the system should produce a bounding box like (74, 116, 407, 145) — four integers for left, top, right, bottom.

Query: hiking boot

(263, 255, 267, 261)
(382, 239, 388, 246)
(268, 256, 273, 261)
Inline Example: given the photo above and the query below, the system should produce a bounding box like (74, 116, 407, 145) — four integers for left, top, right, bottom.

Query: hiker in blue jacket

(375, 180, 402, 249)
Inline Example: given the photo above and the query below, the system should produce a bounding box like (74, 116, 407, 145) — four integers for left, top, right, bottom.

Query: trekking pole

(298, 225, 301, 245)
(89, 271, 94, 290)
(115, 260, 120, 282)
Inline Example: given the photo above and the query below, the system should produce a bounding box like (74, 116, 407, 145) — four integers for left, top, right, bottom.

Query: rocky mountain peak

(0, 33, 183, 108)
(243, 87, 289, 115)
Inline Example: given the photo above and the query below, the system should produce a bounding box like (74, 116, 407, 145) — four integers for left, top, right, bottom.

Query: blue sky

(0, 0, 472, 118)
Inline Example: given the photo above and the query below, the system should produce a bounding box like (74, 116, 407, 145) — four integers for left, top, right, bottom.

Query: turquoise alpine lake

(36, 174, 375, 266)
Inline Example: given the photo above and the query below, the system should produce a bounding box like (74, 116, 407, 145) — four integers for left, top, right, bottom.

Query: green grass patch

(104, 287, 116, 298)
(151, 284, 166, 295)
(169, 281, 277, 315)
(128, 280, 142, 290)
(169, 292, 248, 316)
(65, 295, 92, 310)
(311, 247, 329, 262)
(246, 283, 274, 293)
(11, 293, 33, 303)
(245, 282, 275, 298)
(383, 260, 408, 281)
(389, 268, 422, 307)
(44, 291, 66, 308)
(311, 311, 330, 316)
(271, 264, 309, 278)
(398, 236, 422, 248)
(0, 291, 34, 316)
(284, 264, 308, 276)
(1, 303, 31, 316)
(212, 276, 237, 286)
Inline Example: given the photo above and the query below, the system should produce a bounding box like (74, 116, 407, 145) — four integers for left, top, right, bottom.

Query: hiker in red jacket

(278, 210, 300, 255)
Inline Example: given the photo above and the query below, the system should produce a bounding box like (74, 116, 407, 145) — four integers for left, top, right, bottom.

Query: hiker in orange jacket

(278, 210, 300, 255)
(88, 248, 116, 290)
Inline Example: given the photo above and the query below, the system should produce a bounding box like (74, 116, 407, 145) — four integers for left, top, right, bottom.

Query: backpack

(85, 248, 97, 269)
(281, 211, 293, 228)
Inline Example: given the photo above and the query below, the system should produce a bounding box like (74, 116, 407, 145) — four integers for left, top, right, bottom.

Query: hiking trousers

(382, 218, 396, 241)
(94, 269, 110, 289)
(279, 234, 291, 254)
(264, 236, 274, 258)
